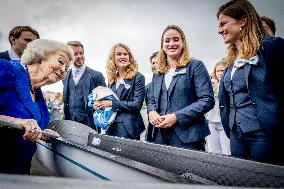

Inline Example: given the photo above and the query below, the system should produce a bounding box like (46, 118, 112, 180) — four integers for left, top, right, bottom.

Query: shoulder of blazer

(0, 51, 10, 60)
(135, 72, 144, 79)
(187, 58, 204, 68)
(261, 36, 284, 58)
(86, 66, 103, 77)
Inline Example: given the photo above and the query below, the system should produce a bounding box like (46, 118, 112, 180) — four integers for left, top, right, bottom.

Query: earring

(240, 27, 242, 31)
(38, 59, 42, 64)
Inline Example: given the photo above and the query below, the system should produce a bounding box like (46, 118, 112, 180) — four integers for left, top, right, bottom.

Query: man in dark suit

(261, 16, 276, 36)
(0, 26, 39, 61)
(63, 41, 106, 131)
(145, 51, 158, 142)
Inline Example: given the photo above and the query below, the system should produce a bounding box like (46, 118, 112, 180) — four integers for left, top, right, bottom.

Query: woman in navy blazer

(94, 43, 145, 140)
(0, 39, 74, 174)
(147, 25, 215, 150)
(217, 0, 284, 165)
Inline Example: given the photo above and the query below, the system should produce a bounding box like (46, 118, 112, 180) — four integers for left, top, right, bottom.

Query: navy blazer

(110, 72, 146, 138)
(219, 37, 284, 138)
(0, 59, 49, 173)
(0, 51, 11, 60)
(145, 82, 154, 141)
(147, 59, 215, 143)
(63, 66, 106, 129)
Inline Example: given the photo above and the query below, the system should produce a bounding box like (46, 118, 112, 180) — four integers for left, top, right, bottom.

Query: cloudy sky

(1, 0, 283, 92)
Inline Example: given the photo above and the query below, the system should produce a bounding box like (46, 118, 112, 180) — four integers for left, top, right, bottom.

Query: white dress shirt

(72, 65, 86, 85)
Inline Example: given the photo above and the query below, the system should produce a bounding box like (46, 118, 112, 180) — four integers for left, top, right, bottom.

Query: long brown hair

(217, 0, 265, 65)
(106, 43, 138, 84)
(156, 25, 191, 74)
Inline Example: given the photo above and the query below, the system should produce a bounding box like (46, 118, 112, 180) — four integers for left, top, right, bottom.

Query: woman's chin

(44, 78, 59, 86)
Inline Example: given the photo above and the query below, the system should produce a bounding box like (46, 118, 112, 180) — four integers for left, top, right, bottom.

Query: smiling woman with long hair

(147, 25, 214, 150)
(217, 0, 284, 165)
(93, 43, 145, 139)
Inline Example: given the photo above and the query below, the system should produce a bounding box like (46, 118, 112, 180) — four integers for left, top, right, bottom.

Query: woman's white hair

(21, 39, 74, 66)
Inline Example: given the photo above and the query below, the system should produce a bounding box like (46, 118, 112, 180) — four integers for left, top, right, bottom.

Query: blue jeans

(230, 126, 273, 163)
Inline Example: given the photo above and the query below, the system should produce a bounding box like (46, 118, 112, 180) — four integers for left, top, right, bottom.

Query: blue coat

(109, 72, 146, 138)
(0, 59, 49, 174)
(219, 36, 284, 138)
(147, 59, 215, 143)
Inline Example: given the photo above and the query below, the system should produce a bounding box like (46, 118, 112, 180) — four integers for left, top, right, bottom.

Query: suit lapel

(167, 76, 179, 97)
(14, 63, 39, 121)
(167, 67, 186, 97)
(243, 64, 252, 89)
(63, 69, 71, 100)
(110, 83, 117, 94)
(116, 83, 125, 99)
(123, 78, 134, 99)
(154, 74, 164, 108)
(82, 68, 89, 106)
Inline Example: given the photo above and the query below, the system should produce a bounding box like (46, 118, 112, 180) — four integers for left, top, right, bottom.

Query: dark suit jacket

(0, 59, 49, 174)
(63, 66, 106, 129)
(110, 72, 146, 138)
(0, 51, 11, 60)
(145, 82, 154, 141)
(147, 59, 215, 143)
(219, 36, 284, 139)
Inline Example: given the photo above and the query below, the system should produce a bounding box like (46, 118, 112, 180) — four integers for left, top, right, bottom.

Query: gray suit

(63, 66, 106, 130)
(147, 59, 214, 148)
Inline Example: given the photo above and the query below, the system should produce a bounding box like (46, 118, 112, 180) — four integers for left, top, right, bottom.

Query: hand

(93, 100, 112, 110)
(156, 114, 178, 128)
(41, 129, 60, 142)
(16, 118, 42, 142)
(149, 111, 164, 126)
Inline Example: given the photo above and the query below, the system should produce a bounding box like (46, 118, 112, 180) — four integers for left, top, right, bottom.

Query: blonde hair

(217, 0, 265, 65)
(106, 43, 138, 84)
(156, 25, 191, 74)
(212, 58, 228, 82)
(21, 39, 74, 67)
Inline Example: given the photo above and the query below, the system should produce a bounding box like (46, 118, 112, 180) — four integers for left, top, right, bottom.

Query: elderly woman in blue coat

(148, 25, 215, 150)
(0, 39, 74, 174)
(217, 0, 284, 165)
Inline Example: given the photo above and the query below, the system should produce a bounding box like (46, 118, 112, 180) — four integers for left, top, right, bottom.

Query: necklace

(24, 65, 36, 94)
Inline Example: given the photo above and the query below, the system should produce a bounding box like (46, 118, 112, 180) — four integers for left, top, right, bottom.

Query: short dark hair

(8, 26, 40, 45)
(150, 51, 159, 63)
(261, 16, 276, 36)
